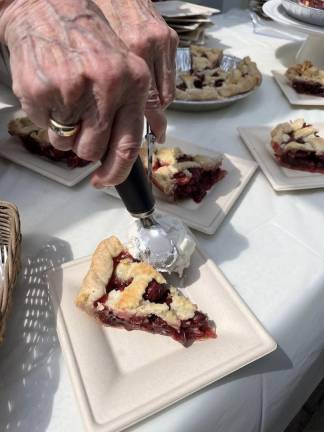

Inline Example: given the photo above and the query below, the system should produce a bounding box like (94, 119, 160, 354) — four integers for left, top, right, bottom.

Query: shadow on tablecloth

(0, 235, 73, 432)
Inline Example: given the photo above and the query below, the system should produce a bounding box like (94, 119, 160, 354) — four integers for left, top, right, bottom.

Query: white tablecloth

(1, 9, 324, 432)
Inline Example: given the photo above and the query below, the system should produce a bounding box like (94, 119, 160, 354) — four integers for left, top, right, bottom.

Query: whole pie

(8, 117, 90, 168)
(271, 119, 324, 173)
(76, 236, 216, 347)
(299, 0, 324, 9)
(176, 45, 262, 101)
(140, 146, 226, 203)
(286, 62, 324, 97)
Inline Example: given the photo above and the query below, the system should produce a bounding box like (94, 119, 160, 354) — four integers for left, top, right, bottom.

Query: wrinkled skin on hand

(0, 0, 152, 187)
(94, 0, 179, 142)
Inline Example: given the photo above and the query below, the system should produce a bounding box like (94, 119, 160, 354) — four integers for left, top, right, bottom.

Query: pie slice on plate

(8, 117, 90, 168)
(286, 62, 324, 97)
(140, 145, 226, 203)
(76, 236, 216, 347)
(271, 118, 324, 174)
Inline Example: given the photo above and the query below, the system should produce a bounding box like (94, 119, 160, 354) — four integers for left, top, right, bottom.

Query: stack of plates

(249, 0, 272, 19)
(154, 1, 220, 46)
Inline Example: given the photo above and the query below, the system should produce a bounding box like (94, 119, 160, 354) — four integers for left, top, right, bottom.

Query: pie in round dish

(8, 117, 90, 168)
(140, 146, 226, 203)
(286, 61, 324, 97)
(299, 0, 324, 9)
(271, 119, 324, 174)
(76, 236, 216, 347)
(176, 45, 262, 101)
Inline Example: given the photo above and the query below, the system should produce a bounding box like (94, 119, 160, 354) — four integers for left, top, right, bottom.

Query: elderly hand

(0, 0, 151, 187)
(94, 0, 179, 143)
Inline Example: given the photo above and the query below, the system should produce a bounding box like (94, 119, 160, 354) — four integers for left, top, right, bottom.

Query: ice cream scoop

(115, 123, 180, 272)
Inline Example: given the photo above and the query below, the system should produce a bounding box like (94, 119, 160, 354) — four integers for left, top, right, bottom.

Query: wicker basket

(0, 201, 21, 344)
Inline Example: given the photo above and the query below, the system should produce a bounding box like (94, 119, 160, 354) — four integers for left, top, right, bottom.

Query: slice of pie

(271, 119, 324, 174)
(8, 117, 90, 168)
(286, 61, 324, 97)
(140, 146, 226, 203)
(299, 0, 324, 9)
(176, 45, 262, 101)
(76, 236, 216, 347)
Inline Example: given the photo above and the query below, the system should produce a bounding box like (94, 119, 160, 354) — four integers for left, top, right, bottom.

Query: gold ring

(49, 118, 80, 137)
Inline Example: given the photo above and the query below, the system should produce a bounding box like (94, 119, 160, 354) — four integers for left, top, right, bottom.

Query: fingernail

(159, 132, 166, 143)
(92, 182, 103, 189)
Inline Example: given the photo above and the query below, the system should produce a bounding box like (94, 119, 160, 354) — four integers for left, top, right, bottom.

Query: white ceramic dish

(272, 70, 324, 105)
(263, 0, 324, 34)
(0, 135, 99, 186)
(169, 87, 259, 112)
(104, 137, 258, 235)
(47, 245, 277, 432)
(282, 0, 324, 28)
(239, 124, 324, 191)
(171, 54, 261, 112)
(154, 1, 219, 18)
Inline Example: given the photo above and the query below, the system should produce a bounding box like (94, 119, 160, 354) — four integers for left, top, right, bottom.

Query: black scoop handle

(115, 157, 155, 216)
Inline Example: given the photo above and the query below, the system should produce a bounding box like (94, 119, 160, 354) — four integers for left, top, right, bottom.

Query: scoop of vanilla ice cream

(127, 212, 196, 276)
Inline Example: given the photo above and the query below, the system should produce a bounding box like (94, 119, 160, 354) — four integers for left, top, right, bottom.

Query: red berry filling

(272, 125, 324, 174)
(96, 307, 216, 347)
(94, 250, 216, 346)
(292, 80, 324, 97)
(300, 0, 324, 9)
(19, 136, 90, 168)
(173, 167, 226, 203)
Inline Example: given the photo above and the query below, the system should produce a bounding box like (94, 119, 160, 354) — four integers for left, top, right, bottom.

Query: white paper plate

(154, 1, 219, 18)
(104, 137, 258, 235)
(239, 125, 324, 191)
(272, 70, 324, 106)
(0, 135, 99, 186)
(47, 246, 276, 432)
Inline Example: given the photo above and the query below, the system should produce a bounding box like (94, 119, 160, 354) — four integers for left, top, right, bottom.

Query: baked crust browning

(76, 236, 123, 314)
(176, 47, 262, 101)
(75, 236, 216, 346)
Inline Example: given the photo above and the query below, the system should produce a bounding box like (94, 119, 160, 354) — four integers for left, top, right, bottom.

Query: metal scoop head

(131, 213, 179, 272)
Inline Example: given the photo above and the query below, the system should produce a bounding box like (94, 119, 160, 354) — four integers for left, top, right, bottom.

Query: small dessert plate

(154, 1, 220, 18)
(239, 124, 324, 191)
(0, 109, 99, 187)
(47, 244, 276, 432)
(0, 135, 100, 186)
(272, 70, 324, 106)
(103, 137, 258, 235)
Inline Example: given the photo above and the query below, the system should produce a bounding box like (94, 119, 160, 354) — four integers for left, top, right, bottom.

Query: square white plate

(272, 70, 324, 106)
(0, 109, 99, 186)
(48, 246, 276, 432)
(238, 124, 324, 191)
(104, 137, 258, 235)
(0, 136, 100, 186)
(0, 136, 99, 187)
(154, 1, 219, 18)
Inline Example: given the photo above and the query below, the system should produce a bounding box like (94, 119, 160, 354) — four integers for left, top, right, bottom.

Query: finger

(47, 128, 76, 151)
(146, 81, 162, 112)
(145, 108, 167, 143)
(72, 110, 115, 162)
(154, 30, 178, 108)
(91, 104, 144, 188)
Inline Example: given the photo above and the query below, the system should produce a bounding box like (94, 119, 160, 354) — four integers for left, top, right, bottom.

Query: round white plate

(263, 0, 324, 34)
(169, 88, 259, 112)
(282, 0, 324, 27)
(170, 54, 261, 112)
